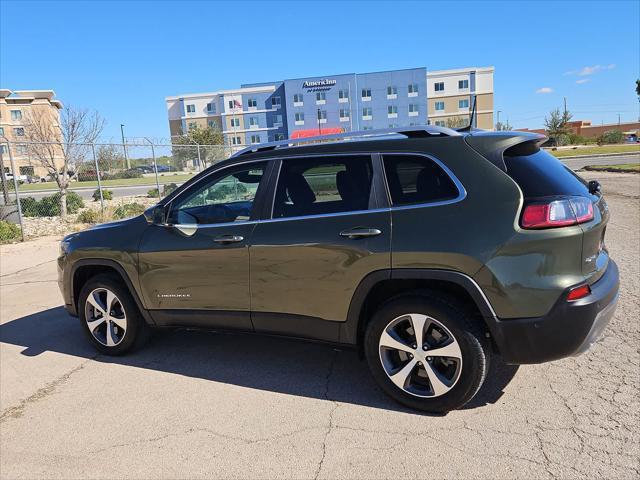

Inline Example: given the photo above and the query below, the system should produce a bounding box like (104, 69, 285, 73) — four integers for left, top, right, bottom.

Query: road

(1, 171, 638, 479)
(12, 153, 639, 201)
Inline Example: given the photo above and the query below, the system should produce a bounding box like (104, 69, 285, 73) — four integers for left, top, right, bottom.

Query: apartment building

(0, 89, 64, 177)
(426, 67, 494, 130)
(166, 66, 494, 147)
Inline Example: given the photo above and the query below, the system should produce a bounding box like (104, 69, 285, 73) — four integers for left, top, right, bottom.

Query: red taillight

(521, 197, 594, 229)
(567, 284, 591, 301)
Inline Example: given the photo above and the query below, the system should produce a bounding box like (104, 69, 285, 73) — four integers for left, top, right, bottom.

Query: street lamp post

(120, 124, 130, 169)
(497, 110, 502, 130)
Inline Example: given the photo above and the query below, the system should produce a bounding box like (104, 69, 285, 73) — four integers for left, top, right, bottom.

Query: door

(138, 161, 270, 329)
(249, 154, 391, 341)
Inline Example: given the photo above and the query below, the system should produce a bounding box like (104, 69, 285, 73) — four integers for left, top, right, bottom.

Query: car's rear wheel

(364, 293, 489, 412)
(78, 273, 148, 355)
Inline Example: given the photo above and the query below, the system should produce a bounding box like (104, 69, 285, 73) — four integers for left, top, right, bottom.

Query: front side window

(168, 163, 266, 225)
(11, 110, 22, 121)
(383, 154, 459, 206)
(273, 155, 373, 218)
(186, 104, 196, 113)
(434, 82, 445, 92)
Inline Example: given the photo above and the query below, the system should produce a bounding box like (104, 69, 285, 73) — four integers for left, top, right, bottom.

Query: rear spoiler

(464, 132, 548, 171)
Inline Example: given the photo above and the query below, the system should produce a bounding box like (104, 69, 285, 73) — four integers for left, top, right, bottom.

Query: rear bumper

(491, 259, 619, 364)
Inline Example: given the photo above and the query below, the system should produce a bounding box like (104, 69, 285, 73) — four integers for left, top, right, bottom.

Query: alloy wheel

(378, 313, 462, 398)
(84, 287, 128, 347)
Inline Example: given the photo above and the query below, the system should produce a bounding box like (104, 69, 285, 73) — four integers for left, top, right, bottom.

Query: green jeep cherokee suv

(58, 127, 619, 412)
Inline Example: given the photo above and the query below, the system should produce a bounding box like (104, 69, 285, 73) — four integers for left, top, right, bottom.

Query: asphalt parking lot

(1, 171, 638, 479)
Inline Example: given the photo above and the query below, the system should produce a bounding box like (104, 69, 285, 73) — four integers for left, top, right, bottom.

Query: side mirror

(144, 204, 167, 224)
(588, 180, 601, 195)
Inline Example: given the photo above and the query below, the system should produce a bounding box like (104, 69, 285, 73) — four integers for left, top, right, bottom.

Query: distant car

(624, 135, 639, 143)
(154, 165, 173, 173)
(133, 165, 154, 174)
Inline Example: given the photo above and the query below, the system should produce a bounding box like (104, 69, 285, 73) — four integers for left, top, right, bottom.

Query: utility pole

(497, 110, 502, 130)
(120, 124, 130, 169)
(618, 113, 621, 126)
(317, 108, 322, 135)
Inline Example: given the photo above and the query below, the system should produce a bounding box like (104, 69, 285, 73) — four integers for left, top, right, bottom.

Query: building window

(186, 104, 196, 113)
(293, 93, 303, 105)
(0, 146, 5, 154)
(388, 105, 398, 118)
(230, 118, 240, 127)
(408, 83, 419, 96)
(338, 89, 349, 103)
(362, 126, 373, 130)
(0, 127, 3, 136)
(317, 110, 327, 123)
(247, 98, 258, 108)
(231, 136, 242, 145)
(434, 101, 444, 111)
(274, 133, 285, 141)
(208, 120, 216, 128)
(339, 108, 350, 121)
(435, 120, 445, 127)
(250, 134, 261, 144)
(458, 79, 469, 89)
(459, 99, 469, 109)
(14, 127, 25, 136)
(248, 116, 259, 127)
(10, 110, 22, 121)
(434, 82, 445, 92)
(316, 92, 326, 104)
(387, 86, 397, 98)
(295, 112, 304, 125)
(273, 114, 283, 126)
(361, 88, 371, 101)
(16, 145, 28, 155)
(206, 103, 216, 113)
(362, 107, 372, 120)
(271, 96, 281, 107)
(188, 122, 197, 130)
(409, 104, 420, 117)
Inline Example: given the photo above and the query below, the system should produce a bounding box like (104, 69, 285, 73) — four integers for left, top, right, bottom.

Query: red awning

(291, 128, 344, 139)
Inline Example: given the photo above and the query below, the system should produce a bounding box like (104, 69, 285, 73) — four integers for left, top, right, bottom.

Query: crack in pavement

(1, 279, 58, 286)
(0, 259, 56, 278)
(314, 349, 339, 480)
(0, 355, 97, 423)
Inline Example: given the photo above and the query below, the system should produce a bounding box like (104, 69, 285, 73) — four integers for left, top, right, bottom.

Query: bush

(99, 169, 143, 181)
(596, 130, 625, 145)
(20, 191, 85, 217)
(113, 202, 145, 220)
(92, 189, 113, 201)
(0, 220, 21, 243)
(147, 188, 159, 198)
(76, 209, 100, 224)
(163, 183, 178, 195)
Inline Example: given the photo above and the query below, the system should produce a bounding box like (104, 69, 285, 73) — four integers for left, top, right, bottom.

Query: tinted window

(383, 154, 459, 206)
(504, 148, 588, 198)
(273, 156, 373, 218)
(168, 163, 266, 225)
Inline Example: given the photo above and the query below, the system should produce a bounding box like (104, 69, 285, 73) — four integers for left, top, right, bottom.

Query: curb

(555, 151, 640, 160)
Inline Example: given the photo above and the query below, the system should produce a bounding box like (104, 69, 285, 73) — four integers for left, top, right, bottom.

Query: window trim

(379, 152, 467, 210)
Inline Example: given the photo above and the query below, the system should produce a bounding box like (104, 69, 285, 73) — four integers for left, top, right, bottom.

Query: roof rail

(230, 125, 460, 158)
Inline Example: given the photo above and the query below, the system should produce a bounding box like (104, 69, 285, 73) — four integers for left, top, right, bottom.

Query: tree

(172, 125, 225, 169)
(445, 116, 468, 128)
(25, 105, 104, 218)
(636, 79, 640, 99)
(95, 144, 124, 173)
(495, 120, 512, 131)
(544, 107, 573, 146)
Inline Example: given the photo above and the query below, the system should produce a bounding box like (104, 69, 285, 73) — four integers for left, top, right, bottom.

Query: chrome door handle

(213, 235, 244, 244)
(339, 228, 382, 239)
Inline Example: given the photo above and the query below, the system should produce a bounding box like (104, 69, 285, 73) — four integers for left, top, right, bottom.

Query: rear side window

(504, 147, 589, 198)
(382, 154, 459, 206)
(273, 155, 373, 218)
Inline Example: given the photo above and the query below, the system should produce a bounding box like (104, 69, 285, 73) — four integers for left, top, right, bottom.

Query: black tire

(364, 292, 490, 413)
(78, 272, 149, 355)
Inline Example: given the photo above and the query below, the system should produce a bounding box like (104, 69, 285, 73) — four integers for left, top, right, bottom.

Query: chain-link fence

(0, 139, 236, 242)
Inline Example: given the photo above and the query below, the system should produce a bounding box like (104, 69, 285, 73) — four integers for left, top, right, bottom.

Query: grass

(549, 144, 640, 158)
(584, 163, 640, 173)
(18, 173, 195, 192)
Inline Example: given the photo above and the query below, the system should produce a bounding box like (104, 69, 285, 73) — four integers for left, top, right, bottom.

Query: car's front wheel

(78, 273, 148, 355)
(364, 293, 490, 413)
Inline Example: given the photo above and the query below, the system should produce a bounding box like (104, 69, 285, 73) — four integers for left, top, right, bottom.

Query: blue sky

(1, 0, 638, 141)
